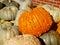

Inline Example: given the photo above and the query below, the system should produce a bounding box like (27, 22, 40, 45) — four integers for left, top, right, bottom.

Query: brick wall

(31, 0, 60, 8)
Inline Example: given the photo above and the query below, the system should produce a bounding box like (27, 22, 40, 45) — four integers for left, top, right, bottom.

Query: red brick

(53, 1, 57, 4)
(57, 2, 60, 5)
(55, 0, 60, 1)
(53, 4, 59, 8)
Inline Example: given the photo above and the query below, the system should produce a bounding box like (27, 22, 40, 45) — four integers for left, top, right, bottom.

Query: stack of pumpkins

(0, 0, 60, 45)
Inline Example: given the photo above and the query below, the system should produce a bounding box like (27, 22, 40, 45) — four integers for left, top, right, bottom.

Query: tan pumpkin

(0, 6, 18, 20)
(18, 7, 52, 37)
(4, 34, 41, 45)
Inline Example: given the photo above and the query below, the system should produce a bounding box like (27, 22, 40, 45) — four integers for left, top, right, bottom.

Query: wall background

(31, 0, 60, 8)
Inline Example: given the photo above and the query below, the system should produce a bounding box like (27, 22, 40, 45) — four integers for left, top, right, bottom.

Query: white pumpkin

(42, 5, 60, 23)
(0, 25, 20, 45)
(0, 6, 18, 20)
(0, 20, 20, 41)
(4, 34, 41, 45)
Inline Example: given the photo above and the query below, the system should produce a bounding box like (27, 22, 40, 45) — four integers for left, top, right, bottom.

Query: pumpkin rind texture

(4, 34, 41, 45)
(40, 30, 60, 45)
(18, 7, 52, 37)
(0, 6, 18, 20)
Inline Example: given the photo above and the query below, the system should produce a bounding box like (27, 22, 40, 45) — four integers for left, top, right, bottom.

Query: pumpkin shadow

(38, 37, 45, 45)
(49, 15, 57, 31)
(0, 2, 6, 9)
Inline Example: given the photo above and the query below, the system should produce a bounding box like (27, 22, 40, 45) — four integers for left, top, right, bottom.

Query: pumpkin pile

(0, 0, 60, 45)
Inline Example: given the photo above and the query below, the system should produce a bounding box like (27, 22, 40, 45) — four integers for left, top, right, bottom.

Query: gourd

(2, 0, 19, 8)
(42, 5, 60, 23)
(0, 20, 20, 45)
(18, 7, 52, 37)
(39, 30, 60, 45)
(0, 6, 18, 20)
(4, 34, 41, 45)
(57, 22, 60, 34)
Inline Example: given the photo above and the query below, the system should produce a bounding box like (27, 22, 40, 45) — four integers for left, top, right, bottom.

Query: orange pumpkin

(18, 7, 52, 37)
(57, 22, 60, 34)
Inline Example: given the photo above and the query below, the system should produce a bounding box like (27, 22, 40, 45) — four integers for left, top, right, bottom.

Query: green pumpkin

(39, 30, 60, 45)
(0, 6, 18, 20)
(2, 0, 19, 8)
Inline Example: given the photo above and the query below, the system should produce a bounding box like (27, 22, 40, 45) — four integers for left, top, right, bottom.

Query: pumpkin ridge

(39, 7, 52, 25)
(26, 11, 34, 34)
(35, 8, 47, 32)
(31, 11, 41, 31)
(32, 8, 44, 35)
(38, 7, 52, 31)
(33, 10, 42, 26)
(18, 12, 26, 33)
(37, 7, 49, 31)
(31, 12, 42, 36)
(32, 8, 42, 28)
(33, 7, 48, 33)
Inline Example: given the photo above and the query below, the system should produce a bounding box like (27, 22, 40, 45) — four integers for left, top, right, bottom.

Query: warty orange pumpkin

(18, 7, 52, 37)
(57, 22, 60, 34)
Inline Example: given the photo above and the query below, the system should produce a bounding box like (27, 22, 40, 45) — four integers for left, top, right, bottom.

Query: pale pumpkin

(18, 7, 52, 37)
(42, 5, 60, 23)
(2, 0, 19, 8)
(0, 20, 20, 39)
(0, 25, 20, 39)
(4, 34, 41, 45)
(0, 6, 18, 20)
(39, 30, 60, 45)
(0, 21, 20, 45)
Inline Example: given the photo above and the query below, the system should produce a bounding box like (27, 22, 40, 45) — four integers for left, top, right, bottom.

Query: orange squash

(57, 22, 60, 34)
(18, 7, 52, 37)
